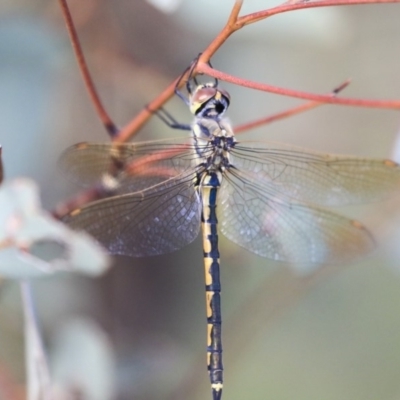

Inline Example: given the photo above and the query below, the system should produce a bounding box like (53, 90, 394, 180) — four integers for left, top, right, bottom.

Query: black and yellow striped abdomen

(199, 171, 223, 400)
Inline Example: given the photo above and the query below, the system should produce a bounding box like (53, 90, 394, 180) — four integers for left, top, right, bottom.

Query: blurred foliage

(0, 178, 109, 279)
(1, 1, 400, 399)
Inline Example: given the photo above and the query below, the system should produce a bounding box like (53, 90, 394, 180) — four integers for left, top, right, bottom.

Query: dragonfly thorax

(193, 117, 235, 176)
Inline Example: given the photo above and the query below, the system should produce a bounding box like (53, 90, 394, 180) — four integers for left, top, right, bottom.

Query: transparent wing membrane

(60, 136, 399, 263)
(231, 142, 400, 206)
(59, 138, 200, 187)
(63, 172, 201, 257)
(219, 172, 375, 264)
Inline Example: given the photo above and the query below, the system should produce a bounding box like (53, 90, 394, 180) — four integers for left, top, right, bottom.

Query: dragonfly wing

(63, 174, 201, 257)
(219, 171, 375, 265)
(59, 138, 198, 187)
(231, 142, 400, 206)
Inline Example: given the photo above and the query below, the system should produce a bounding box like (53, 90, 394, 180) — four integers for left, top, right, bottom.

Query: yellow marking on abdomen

(204, 256, 213, 286)
(205, 291, 214, 318)
(207, 322, 213, 347)
(202, 223, 212, 253)
(212, 382, 223, 391)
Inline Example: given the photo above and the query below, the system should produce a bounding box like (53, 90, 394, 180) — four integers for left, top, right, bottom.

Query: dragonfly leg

(175, 54, 218, 103)
(147, 105, 191, 130)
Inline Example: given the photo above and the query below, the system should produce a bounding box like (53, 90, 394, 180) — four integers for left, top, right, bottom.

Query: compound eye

(192, 87, 218, 106)
(219, 88, 230, 104)
(190, 87, 218, 115)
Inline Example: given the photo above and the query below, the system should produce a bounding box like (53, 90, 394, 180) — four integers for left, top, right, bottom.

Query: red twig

(238, 0, 400, 26)
(234, 79, 351, 134)
(58, 0, 400, 143)
(58, 0, 118, 137)
(113, 0, 400, 142)
(113, 80, 179, 143)
(198, 63, 400, 110)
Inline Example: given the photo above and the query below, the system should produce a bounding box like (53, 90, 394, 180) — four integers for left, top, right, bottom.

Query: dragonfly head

(189, 83, 230, 119)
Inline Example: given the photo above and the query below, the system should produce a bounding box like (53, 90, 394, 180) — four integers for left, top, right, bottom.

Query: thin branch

(113, 79, 179, 143)
(58, 0, 119, 137)
(199, 3, 242, 67)
(227, 0, 243, 27)
(198, 63, 400, 110)
(111, 1, 400, 142)
(112, 1, 246, 143)
(235, 79, 351, 134)
(239, 0, 400, 26)
(235, 101, 323, 134)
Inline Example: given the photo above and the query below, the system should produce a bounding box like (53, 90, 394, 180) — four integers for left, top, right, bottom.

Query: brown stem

(113, 80, 179, 143)
(112, 1, 400, 142)
(235, 79, 351, 134)
(198, 63, 400, 110)
(200, 0, 243, 61)
(112, 1, 248, 143)
(239, 0, 400, 26)
(58, 0, 118, 137)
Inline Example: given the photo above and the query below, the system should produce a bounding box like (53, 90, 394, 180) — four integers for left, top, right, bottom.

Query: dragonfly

(59, 66, 400, 400)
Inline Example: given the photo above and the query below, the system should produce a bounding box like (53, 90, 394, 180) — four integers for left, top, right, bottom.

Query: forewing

(59, 138, 198, 188)
(219, 170, 375, 265)
(63, 173, 201, 257)
(231, 142, 400, 206)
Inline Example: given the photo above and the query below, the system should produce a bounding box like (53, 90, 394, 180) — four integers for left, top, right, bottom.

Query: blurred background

(1, 0, 400, 399)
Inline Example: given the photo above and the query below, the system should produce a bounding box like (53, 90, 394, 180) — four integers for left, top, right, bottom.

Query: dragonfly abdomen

(200, 171, 223, 400)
